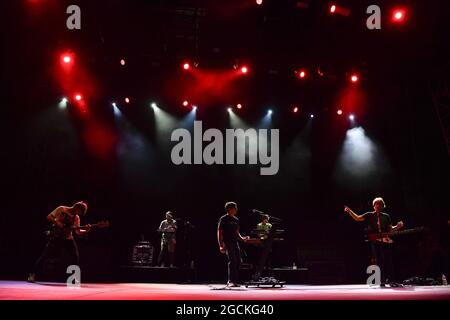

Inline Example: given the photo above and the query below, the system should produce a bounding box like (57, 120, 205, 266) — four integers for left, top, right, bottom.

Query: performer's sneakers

(227, 282, 241, 288)
(27, 273, 36, 283)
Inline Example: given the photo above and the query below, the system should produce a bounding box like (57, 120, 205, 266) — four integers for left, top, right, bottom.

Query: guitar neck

(376, 227, 423, 238)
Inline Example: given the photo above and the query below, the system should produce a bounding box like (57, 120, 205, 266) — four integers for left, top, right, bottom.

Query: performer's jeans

(158, 238, 176, 266)
(371, 241, 394, 283)
(33, 238, 79, 278)
(225, 242, 241, 283)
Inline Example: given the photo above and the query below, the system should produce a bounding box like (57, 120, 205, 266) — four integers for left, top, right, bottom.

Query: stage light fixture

(392, 8, 406, 22)
(350, 74, 359, 83)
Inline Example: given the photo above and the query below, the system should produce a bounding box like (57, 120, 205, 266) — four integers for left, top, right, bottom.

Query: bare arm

(217, 229, 225, 253)
(344, 206, 365, 222)
(237, 227, 249, 242)
(74, 215, 91, 235)
(47, 206, 65, 227)
(391, 221, 404, 231)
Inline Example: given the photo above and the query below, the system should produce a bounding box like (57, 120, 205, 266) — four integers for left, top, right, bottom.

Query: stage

(1, 281, 449, 300)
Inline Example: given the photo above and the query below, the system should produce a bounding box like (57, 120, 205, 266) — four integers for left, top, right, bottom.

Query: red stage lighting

(125, 97, 130, 104)
(297, 69, 307, 79)
(75, 94, 82, 101)
(330, 4, 336, 13)
(61, 53, 74, 65)
(237, 103, 243, 109)
(350, 74, 359, 83)
(392, 8, 406, 23)
(241, 66, 248, 74)
(293, 106, 299, 113)
(120, 59, 126, 66)
(183, 100, 189, 107)
(256, 0, 263, 5)
(183, 63, 190, 70)
(337, 109, 343, 115)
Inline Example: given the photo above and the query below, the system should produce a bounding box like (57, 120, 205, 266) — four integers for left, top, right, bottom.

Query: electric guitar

(44, 220, 110, 239)
(366, 226, 425, 243)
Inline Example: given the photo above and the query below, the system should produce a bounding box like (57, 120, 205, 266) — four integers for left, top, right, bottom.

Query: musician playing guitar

(344, 197, 404, 286)
(28, 201, 92, 282)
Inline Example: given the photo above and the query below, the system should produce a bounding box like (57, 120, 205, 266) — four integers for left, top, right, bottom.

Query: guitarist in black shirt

(28, 201, 91, 282)
(345, 197, 404, 286)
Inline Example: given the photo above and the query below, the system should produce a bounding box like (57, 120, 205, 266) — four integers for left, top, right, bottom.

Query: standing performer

(28, 201, 91, 282)
(344, 197, 404, 286)
(256, 214, 273, 239)
(157, 211, 177, 267)
(217, 202, 249, 287)
(252, 214, 274, 280)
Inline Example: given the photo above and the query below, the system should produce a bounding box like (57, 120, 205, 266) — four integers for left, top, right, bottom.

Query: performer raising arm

(344, 197, 404, 286)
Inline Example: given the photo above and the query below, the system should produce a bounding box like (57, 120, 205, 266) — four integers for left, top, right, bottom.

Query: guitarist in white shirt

(344, 197, 404, 286)
(28, 201, 91, 282)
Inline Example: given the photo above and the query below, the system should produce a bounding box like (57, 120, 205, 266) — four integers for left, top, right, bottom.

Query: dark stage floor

(1, 281, 449, 300)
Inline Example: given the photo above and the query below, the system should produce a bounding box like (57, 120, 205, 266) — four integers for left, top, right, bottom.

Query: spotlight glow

(349, 114, 355, 121)
(183, 100, 189, 107)
(256, 0, 263, 5)
(63, 56, 71, 64)
(151, 102, 157, 109)
(268, 109, 273, 115)
(120, 59, 126, 66)
(58, 97, 68, 109)
(293, 107, 299, 113)
(330, 4, 336, 13)
(337, 109, 343, 115)
(192, 106, 197, 110)
(75, 94, 82, 101)
(237, 103, 243, 109)
(310, 114, 314, 118)
(183, 63, 190, 70)
(228, 107, 232, 112)
(350, 74, 359, 83)
(392, 9, 406, 22)
(241, 66, 248, 74)
(125, 97, 130, 104)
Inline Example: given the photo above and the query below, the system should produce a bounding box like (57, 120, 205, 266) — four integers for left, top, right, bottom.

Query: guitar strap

(376, 212, 381, 233)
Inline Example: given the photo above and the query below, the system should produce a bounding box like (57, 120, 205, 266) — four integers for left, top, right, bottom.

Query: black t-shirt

(361, 211, 392, 233)
(218, 214, 239, 244)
